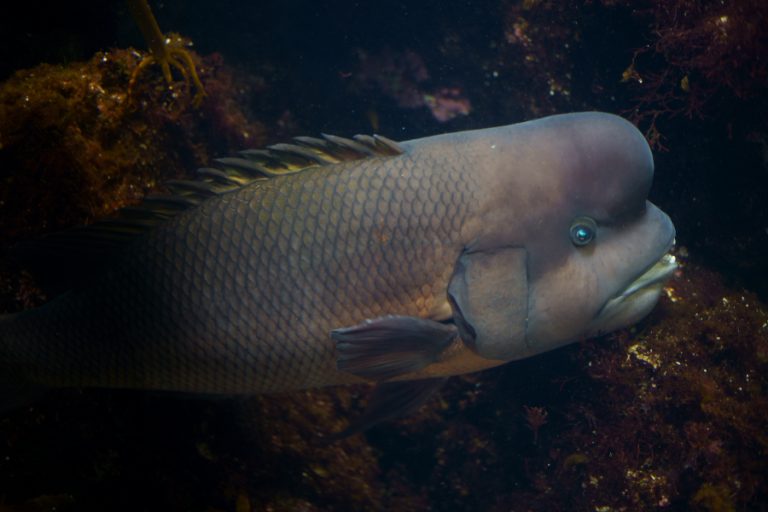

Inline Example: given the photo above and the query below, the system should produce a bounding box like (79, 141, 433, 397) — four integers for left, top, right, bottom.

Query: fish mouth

(591, 240, 678, 333)
(612, 251, 678, 302)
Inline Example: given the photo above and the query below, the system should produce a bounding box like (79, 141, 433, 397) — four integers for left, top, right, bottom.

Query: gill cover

(447, 248, 528, 361)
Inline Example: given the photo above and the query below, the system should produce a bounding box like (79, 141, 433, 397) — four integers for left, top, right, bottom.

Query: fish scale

(2, 114, 679, 432)
(3, 147, 476, 394)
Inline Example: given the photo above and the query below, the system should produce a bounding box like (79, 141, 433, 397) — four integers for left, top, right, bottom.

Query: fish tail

(0, 312, 42, 412)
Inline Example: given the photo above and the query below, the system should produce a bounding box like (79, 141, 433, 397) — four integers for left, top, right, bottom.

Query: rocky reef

(0, 39, 267, 245)
(1, 0, 766, 510)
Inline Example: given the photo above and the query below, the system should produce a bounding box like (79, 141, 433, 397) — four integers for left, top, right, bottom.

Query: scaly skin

(4, 141, 492, 393)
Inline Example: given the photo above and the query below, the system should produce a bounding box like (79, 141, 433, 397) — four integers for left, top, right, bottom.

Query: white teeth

(621, 253, 678, 298)
(593, 251, 678, 332)
(662, 254, 676, 265)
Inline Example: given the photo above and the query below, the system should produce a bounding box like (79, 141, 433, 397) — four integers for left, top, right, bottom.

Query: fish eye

(569, 217, 597, 247)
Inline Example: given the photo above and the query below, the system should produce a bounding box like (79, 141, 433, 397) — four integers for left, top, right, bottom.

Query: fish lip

(619, 252, 677, 298)
(608, 236, 678, 304)
(588, 236, 677, 332)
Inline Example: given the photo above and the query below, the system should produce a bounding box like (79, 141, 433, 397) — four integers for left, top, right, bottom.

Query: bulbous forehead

(550, 112, 654, 220)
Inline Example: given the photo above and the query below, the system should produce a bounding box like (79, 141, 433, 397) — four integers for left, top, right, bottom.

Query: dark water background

(0, 1, 766, 510)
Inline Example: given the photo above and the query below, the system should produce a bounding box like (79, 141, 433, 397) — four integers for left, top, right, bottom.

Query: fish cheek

(526, 250, 601, 348)
(447, 247, 528, 361)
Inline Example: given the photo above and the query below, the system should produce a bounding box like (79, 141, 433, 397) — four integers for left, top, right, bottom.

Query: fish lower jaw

(590, 252, 678, 335)
(619, 253, 677, 299)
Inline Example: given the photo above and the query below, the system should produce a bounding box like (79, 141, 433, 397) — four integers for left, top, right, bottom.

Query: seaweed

(0, 43, 266, 246)
(1, 1, 767, 510)
(619, 0, 768, 149)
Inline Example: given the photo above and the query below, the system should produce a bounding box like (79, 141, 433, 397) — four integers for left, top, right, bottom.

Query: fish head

(452, 112, 677, 360)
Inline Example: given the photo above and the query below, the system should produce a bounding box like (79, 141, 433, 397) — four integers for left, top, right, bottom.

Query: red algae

(497, 0, 768, 150)
(0, 43, 267, 244)
(560, 258, 768, 510)
(619, 0, 768, 149)
(0, 7, 766, 508)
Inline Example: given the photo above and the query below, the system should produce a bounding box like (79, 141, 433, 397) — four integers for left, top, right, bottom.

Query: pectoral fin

(332, 315, 457, 381)
(327, 378, 447, 440)
(447, 247, 528, 361)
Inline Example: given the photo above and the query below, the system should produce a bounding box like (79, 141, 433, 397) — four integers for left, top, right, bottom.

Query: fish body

(5, 134, 481, 393)
(1, 113, 677, 406)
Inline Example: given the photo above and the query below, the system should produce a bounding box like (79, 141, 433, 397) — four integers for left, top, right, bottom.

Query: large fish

(0, 112, 676, 431)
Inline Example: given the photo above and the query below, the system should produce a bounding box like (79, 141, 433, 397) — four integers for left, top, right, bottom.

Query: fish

(0, 112, 677, 433)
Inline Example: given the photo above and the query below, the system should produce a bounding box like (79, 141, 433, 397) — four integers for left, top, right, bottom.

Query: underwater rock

(0, 45, 267, 244)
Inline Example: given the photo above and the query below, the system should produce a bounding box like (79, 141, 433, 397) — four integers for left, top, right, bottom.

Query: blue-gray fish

(0, 112, 676, 431)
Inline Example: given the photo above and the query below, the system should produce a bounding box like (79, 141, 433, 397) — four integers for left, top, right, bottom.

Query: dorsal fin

(11, 133, 404, 293)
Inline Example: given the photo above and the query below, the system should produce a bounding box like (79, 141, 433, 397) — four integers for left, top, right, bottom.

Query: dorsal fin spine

(31, 133, 404, 253)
